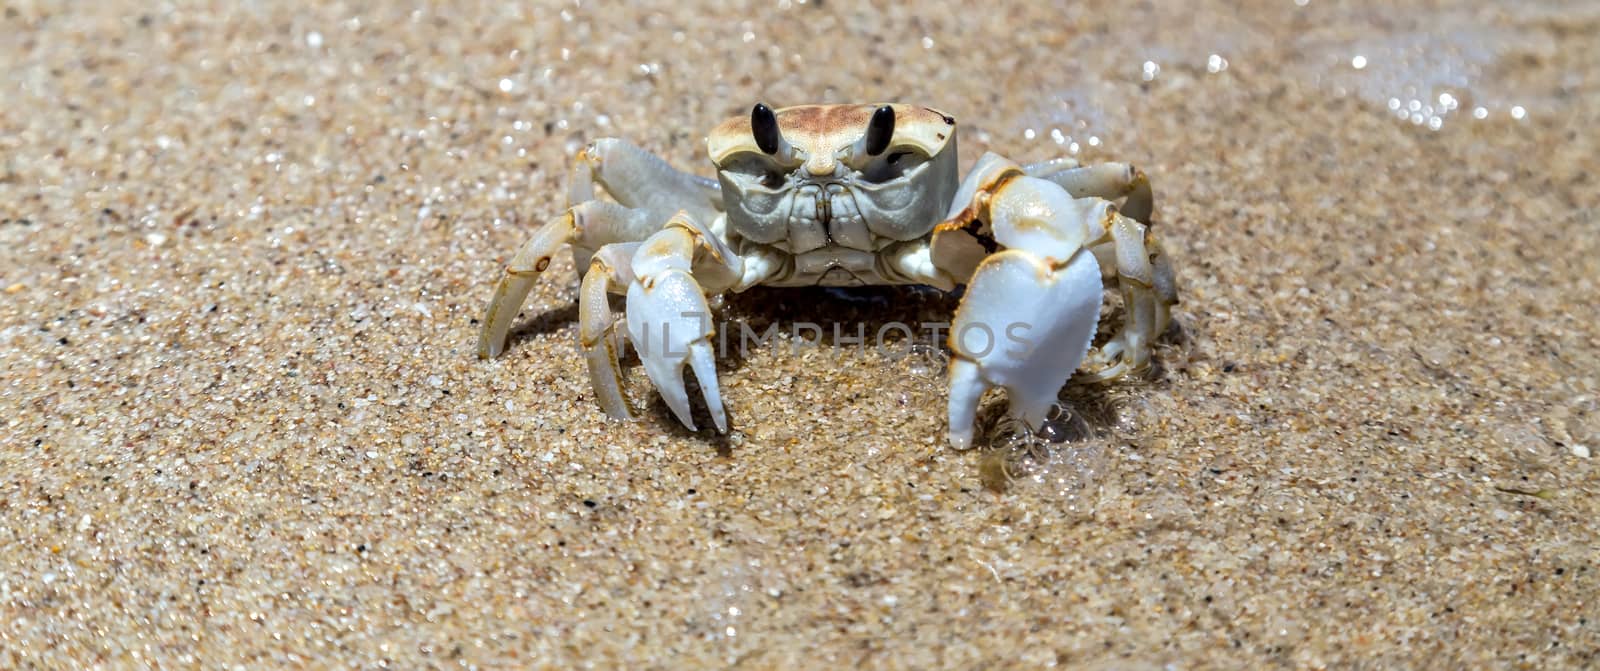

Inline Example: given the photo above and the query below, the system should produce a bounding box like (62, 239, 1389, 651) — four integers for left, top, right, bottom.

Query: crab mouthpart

(775, 182, 874, 252)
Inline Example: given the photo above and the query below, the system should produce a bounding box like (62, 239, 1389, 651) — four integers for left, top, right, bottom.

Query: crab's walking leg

(570, 138, 722, 226)
(1079, 214, 1179, 381)
(477, 201, 654, 358)
(1025, 159, 1175, 377)
(1025, 159, 1154, 225)
(480, 138, 722, 358)
(620, 212, 746, 432)
(578, 242, 644, 419)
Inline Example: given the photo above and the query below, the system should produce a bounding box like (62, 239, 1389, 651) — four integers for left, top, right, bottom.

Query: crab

(477, 103, 1178, 449)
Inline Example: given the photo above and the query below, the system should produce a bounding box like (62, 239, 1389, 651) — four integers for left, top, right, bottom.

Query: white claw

(626, 269, 725, 432)
(945, 249, 1102, 448)
(947, 358, 983, 451)
(688, 340, 728, 432)
(645, 350, 697, 431)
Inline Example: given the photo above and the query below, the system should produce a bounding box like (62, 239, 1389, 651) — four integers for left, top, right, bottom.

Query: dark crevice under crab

(478, 103, 1178, 449)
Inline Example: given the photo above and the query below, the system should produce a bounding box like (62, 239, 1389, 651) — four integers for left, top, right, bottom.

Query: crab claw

(946, 249, 1102, 450)
(625, 269, 726, 432)
(619, 213, 742, 433)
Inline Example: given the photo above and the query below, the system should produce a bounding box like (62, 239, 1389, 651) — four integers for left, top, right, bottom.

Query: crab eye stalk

(864, 105, 895, 156)
(751, 103, 781, 155)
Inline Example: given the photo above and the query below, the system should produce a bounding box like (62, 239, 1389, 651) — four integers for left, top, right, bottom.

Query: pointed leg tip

(946, 357, 985, 452)
(686, 342, 728, 434)
(659, 388, 699, 433)
(703, 389, 729, 433)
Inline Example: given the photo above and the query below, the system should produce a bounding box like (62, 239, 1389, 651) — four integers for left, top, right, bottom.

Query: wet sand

(2, 0, 1596, 667)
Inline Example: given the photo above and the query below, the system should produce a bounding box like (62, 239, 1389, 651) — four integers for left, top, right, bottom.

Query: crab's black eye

(751, 103, 781, 155)
(864, 105, 895, 156)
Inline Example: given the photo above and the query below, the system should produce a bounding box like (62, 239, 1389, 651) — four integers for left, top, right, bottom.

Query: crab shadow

(637, 285, 1172, 448)
(500, 303, 580, 350)
(628, 284, 963, 444)
(497, 284, 1186, 453)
